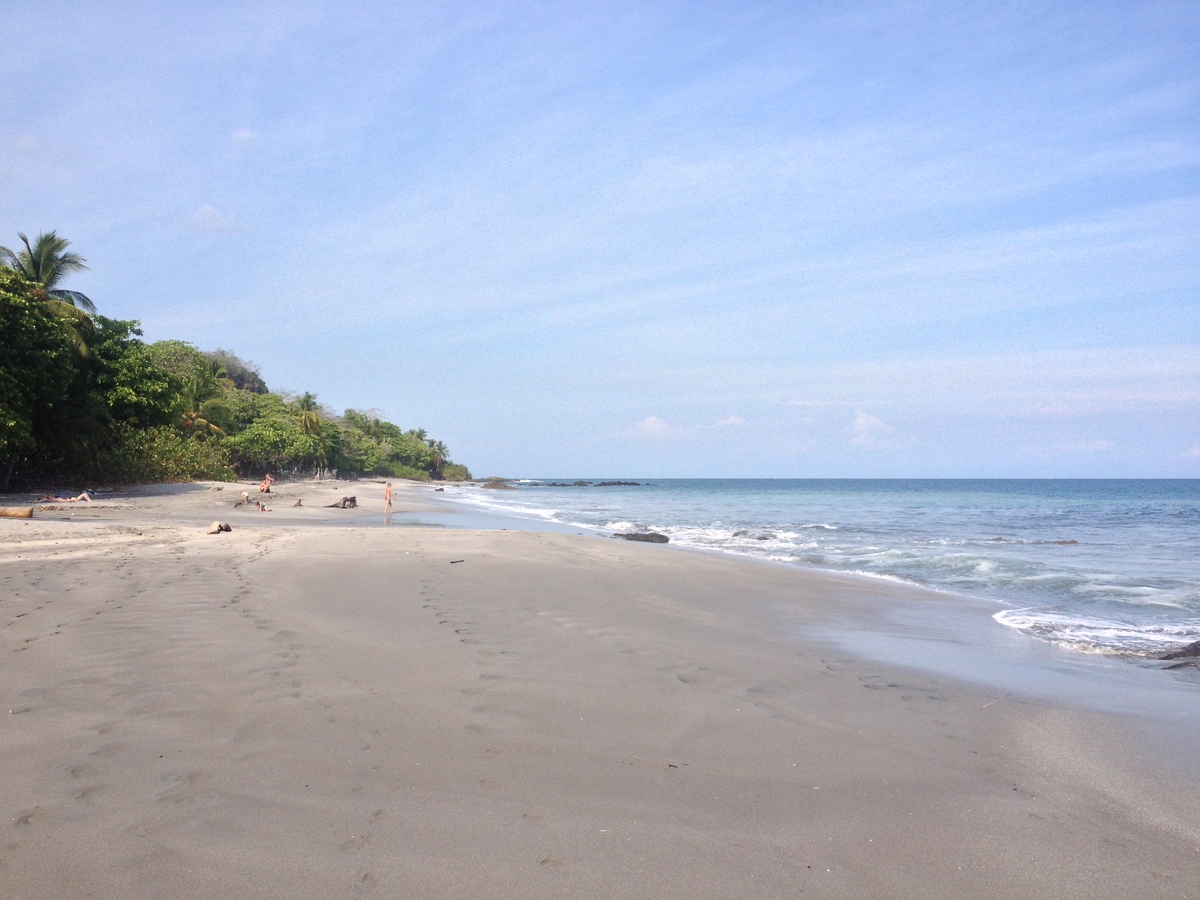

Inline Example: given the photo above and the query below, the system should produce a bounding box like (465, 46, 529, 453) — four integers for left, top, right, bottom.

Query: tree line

(0, 231, 470, 491)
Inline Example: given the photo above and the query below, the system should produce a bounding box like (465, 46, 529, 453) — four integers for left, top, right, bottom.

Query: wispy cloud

(630, 416, 685, 440)
(185, 205, 243, 236)
(1015, 439, 1119, 459)
(851, 411, 893, 447)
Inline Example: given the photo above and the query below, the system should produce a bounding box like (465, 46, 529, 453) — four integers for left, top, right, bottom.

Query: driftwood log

(325, 496, 358, 509)
(0, 506, 34, 519)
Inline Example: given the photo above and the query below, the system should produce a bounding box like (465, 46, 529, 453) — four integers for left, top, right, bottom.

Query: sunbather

(38, 491, 92, 502)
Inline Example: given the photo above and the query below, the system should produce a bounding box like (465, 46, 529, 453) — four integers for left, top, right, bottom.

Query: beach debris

(325, 496, 358, 509)
(1160, 640, 1200, 661)
(293, 499, 303, 507)
(450, 559, 465, 564)
(207, 521, 233, 534)
(210, 485, 224, 491)
(613, 532, 669, 544)
(0, 506, 34, 519)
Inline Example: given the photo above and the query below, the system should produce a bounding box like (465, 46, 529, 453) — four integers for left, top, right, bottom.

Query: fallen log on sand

(0, 506, 34, 519)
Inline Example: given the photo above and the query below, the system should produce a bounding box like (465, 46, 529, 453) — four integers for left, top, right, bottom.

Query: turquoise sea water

(444, 479, 1200, 657)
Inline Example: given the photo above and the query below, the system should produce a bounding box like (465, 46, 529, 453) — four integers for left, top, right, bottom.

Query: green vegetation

(0, 232, 471, 490)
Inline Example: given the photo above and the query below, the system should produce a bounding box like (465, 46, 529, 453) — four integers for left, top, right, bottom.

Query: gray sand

(2, 481, 1197, 898)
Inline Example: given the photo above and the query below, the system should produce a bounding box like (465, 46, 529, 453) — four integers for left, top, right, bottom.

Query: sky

(2, 0, 1198, 477)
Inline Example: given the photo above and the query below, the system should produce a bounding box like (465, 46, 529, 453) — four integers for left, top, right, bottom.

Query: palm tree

(205, 357, 235, 390)
(179, 374, 228, 435)
(0, 231, 96, 355)
(296, 392, 322, 434)
(427, 439, 448, 479)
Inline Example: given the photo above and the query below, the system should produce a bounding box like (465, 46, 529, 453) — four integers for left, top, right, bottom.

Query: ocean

(443, 479, 1200, 658)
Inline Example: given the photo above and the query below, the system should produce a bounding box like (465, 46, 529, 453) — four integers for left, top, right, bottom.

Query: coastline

(3, 481, 1198, 897)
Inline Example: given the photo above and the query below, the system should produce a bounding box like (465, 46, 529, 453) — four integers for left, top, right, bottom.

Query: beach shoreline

(2, 481, 1197, 897)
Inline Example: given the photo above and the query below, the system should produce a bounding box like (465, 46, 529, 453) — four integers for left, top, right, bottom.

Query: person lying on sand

(38, 491, 92, 502)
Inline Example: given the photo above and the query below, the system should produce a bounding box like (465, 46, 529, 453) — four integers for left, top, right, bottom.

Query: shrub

(102, 426, 236, 483)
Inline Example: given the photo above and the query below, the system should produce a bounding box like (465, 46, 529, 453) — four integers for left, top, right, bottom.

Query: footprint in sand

(340, 832, 372, 854)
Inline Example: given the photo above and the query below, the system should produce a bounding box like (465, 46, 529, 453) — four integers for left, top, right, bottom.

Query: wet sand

(2, 481, 1198, 898)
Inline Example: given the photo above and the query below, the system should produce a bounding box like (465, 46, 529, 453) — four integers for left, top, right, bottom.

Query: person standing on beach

(384, 482, 393, 513)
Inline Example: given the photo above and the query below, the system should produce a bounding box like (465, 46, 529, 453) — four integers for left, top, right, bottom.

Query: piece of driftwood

(207, 521, 233, 534)
(0, 506, 34, 519)
(325, 496, 358, 509)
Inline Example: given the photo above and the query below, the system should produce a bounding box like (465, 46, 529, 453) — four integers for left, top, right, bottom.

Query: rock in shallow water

(613, 532, 669, 544)
(1159, 640, 1200, 660)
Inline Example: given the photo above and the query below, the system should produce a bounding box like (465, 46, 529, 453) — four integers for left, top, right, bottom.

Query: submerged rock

(613, 532, 669, 544)
(1160, 640, 1200, 661)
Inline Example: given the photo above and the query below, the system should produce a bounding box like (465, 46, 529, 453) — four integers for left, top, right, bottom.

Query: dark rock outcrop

(1160, 640, 1200, 661)
(613, 532, 669, 544)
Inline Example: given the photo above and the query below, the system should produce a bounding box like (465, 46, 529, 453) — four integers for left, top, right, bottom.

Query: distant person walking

(384, 482, 394, 513)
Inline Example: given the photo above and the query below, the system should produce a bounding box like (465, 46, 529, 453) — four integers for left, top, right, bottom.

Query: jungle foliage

(0, 233, 470, 490)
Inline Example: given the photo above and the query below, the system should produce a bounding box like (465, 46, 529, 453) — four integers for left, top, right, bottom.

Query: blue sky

(3, 1, 1197, 476)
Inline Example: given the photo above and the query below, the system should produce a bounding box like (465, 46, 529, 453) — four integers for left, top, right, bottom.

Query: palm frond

(39, 297, 96, 357)
(47, 288, 97, 314)
(2, 231, 94, 310)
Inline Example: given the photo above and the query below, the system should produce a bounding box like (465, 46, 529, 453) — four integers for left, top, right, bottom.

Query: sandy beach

(2, 480, 1197, 898)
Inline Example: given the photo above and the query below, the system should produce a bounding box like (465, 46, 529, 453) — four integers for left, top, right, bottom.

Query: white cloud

(186, 204, 242, 236)
(851, 410, 892, 447)
(1176, 444, 1200, 459)
(631, 416, 684, 440)
(1015, 439, 1119, 458)
(716, 415, 746, 427)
